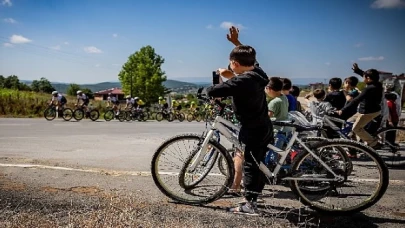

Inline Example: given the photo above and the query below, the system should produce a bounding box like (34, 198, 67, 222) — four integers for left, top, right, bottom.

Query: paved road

(0, 118, 404, 180)
(0, 118, 211, 172)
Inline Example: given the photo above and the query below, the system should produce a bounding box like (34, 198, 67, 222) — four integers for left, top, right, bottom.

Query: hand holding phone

(212, 71, 220, 85)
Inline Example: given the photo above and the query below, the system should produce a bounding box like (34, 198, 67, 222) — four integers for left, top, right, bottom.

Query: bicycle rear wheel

(375, 127, 405, 167)
(151, 134, 234, 205)
(89, 110, 99, 121)
(186, 114, 194, 122)
(289, 139, 388, 215)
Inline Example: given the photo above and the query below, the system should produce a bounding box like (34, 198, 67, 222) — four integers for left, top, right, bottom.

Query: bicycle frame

(188, 115, 343, 182)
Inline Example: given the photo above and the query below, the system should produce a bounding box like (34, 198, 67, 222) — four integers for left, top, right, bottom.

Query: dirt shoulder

(1, 166, 405, 228)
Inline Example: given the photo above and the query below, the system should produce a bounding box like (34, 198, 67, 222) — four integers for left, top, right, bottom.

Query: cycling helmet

(52, 91, 58, 95)
(191, 101, 195, 104)
(126, 95, 131, 99)
(77, 90, 82, 94)
(158, 96, 163, 100)
(134, 97, 139, 100)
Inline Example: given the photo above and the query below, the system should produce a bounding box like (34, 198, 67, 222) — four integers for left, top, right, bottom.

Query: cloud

(354, 43, 364, 48)
(358, 56, 385, 61)
(220, 21, 246, 30)
(63, 42, 69, 45)
(3, 42, 13, 47)
(3, 18, 17, 23)
(112, 33, 118, 38)
(84, 46, 102, 53)
(50, 45, 61, 50)
(371, 0, 405, 9)
(9, 35, 32, 44)
(1, 0, 12, 7)
(206, 24, 213, 29)
(325, 62, 331, 66)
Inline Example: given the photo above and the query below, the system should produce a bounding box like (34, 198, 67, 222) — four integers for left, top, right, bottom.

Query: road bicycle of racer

(104, 107, 126, 122)
(151, 88, 389, 216)
(124, 108, 149, 122)
(44, 104, 73, 121)
(156, 108, 174, 122)
(73, 104, 100, 121)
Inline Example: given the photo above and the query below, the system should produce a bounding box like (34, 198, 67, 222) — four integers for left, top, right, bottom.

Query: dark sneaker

(372, 142, 383, 150)
(227, 202, 259, 216)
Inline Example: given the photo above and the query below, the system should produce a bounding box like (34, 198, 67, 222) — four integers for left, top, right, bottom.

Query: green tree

(81, 88, 94, 99)
(0, 75, 4, 88)
(66, 83, 82, 96)
(4, 75, 20, 89)
(118, 45, 167, 103)
(31, 77, 54, 93)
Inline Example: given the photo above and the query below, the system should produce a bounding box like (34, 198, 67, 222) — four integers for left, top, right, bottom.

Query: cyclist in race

(189, 101, 197, 111)
(106, 93, 120, 116)
(158, 96, 169, 113)
(50, 91, 67, 117)
(76, 90, 90, 114)
(134, 97, 145, 110)
(125, 95, 135, 110)
(171, 99, 182, 112)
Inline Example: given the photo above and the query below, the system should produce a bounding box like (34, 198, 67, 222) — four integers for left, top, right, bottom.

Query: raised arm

(352, 63, 364, 77)
(227, 26, 260, 67)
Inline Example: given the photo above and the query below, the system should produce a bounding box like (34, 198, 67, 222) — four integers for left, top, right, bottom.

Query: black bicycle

(44, 104, 73, 121)
(73, 104, 100, 121)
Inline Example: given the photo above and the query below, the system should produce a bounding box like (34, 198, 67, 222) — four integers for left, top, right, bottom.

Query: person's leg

(229, 150, 244, 193)
(385, 121, 398, 146)
(352, 111, 381, 147)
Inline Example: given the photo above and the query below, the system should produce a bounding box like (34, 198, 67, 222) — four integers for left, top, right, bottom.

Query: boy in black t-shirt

(324, 78, 346, 110)
(206, 26, 273, 215)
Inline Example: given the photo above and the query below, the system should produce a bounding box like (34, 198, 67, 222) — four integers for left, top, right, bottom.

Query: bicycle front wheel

(289, 139, 388, 215)
(151, 134, 234, 205)
(375, 127, 405, 167)
(44, 107, 56, 121)
(62, 108, 73, 121)
(73, 109, 84, 121)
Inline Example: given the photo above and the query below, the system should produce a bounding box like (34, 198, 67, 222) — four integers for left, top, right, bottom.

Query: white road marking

(1, 163, 404, 185)
(0, 136, 39, 139)
(0, 124, 32, 126)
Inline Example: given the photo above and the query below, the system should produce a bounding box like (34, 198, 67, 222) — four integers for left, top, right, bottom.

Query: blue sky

(0, 0, 404, 84)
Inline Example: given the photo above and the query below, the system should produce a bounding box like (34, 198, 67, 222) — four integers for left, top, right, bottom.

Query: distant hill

(21, 79, 199, 94)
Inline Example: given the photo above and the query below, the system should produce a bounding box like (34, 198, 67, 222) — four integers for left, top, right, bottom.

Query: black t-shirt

(340, 89, 360, 120)
(324, 90, 346, 110)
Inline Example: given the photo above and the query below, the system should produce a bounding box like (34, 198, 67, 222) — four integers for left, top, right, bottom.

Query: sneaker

(227, 202, 259, 216)
(372, 142, 383, 150)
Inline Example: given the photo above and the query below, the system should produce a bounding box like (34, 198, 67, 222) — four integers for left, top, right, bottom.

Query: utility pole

(130, 74, 133, 98)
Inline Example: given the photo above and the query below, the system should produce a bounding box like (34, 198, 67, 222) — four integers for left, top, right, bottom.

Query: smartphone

(212, 71, 220, 85)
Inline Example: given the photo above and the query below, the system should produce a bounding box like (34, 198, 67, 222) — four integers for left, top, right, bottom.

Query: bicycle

(170, 109, 185, 122)
(156, 108, 174, 122)
(125, 108, 148, 122)
(73, 104, 100, 121)
(104, 107, 126, 122)
(186, 109, 203, 122)
(151, 90, 389, 216)
(320, 112, 405, 167)
(44, 104, 73, 121)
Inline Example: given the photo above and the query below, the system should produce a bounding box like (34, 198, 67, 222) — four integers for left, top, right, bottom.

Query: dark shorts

(113, 100, 120, 105)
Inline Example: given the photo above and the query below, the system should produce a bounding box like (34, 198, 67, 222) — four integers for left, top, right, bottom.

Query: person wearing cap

(76, 90, 90, 113)
(337, 63, 383, 150)
(50, 91, 68, 116)
(125, 95, 135, 110)
(107, 93, 120, 116)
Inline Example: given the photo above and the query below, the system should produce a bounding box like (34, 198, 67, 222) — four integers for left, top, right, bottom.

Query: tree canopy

(118, 45, 167, 103)
(31, 77, 55, 93)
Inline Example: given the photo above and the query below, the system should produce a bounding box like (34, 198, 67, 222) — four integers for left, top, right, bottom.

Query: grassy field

(0, 89, 108, 118)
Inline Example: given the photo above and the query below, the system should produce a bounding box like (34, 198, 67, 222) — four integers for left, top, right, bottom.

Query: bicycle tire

(156, 112, 163, 122)
(177, 113, 185, 122)
(73, 109, 84, 121)
(186, 114, 194, 122)
(89, 110, 99, 121)
(167, 112, 174, 122)
(62, 108, 73, 121)
(104, 110, 114, 121)
(195, 114, 202, 122)
(44, 107, 56, 121)
(289, 139, 389, 215)
(178, 142, 220, 189)
(151, 134, 234, 205)
(375, 127, 405, 167)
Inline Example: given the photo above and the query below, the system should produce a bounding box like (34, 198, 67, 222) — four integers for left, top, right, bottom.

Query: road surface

(1, 118, 405, 227)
